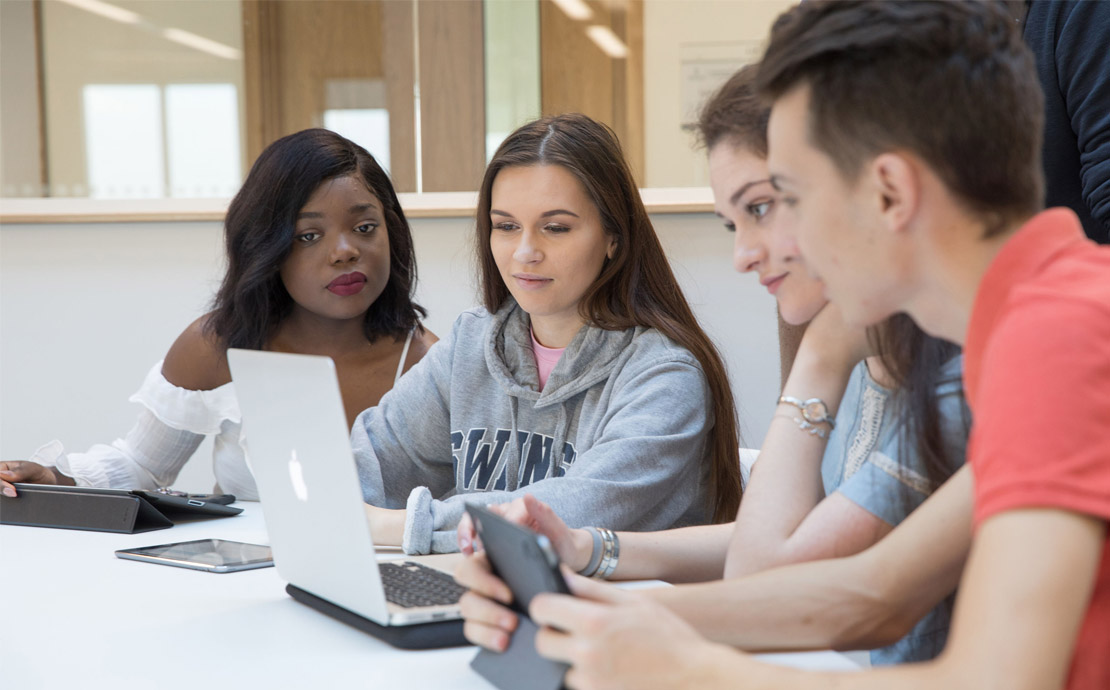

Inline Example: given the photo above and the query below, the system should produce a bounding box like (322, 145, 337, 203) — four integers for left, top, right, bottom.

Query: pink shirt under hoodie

(530, 330, 565, 391)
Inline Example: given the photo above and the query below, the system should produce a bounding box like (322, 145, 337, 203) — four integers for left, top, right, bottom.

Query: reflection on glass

(1, 0, 798, 201)
(483, 0, 541, 163)
(84, 84, 164, 199)
(325, 109, 392, 175)
(324, 78, 392, 174)
(39, 0, 245, 198)
(166, 84, 241, 198)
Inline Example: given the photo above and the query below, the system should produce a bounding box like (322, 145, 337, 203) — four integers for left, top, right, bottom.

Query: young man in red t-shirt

(485, 2, 1109, 688)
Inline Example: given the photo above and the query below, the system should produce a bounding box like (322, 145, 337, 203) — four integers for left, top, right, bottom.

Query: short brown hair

(757, 0, 1044, 235)
(696, 63, 770, 156)
(476, 114, 743, 523)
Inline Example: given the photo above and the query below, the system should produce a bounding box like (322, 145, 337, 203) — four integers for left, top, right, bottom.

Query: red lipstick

(327, 272, 368, 296)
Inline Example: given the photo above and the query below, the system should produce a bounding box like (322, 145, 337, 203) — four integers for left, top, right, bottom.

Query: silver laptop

(227, 349, 466, 649)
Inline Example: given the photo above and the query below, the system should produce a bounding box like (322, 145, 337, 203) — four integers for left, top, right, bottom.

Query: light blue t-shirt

(821, 355, 970, 665)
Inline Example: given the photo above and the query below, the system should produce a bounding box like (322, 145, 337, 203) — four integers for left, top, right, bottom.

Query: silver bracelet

(777, 395, 835, 429)
(594, 528, 620, 579)
(578, 526, 604, 577)
(776, 412, 830, 440)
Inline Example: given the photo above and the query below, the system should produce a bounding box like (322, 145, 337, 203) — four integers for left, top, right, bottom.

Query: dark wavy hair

(475, 114, 743, 523)
(206, 129, 425, 349)
(697, 65, 968, 494)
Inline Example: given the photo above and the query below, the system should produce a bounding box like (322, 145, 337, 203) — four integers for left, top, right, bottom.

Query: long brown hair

(475, 114, 742, 523)
(698, 65, 967, 493)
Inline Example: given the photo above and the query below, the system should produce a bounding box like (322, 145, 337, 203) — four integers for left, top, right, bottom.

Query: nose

(330, 231, 360, 264)
(513, 227, 543, 265)
(732, 226, 767, 274)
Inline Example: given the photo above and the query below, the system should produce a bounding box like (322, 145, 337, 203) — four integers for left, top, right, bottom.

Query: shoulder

(975, 292, 1110, 444)
(401, 325, 439, 370)
(932, 354, 966, 397)
(454, 305, 496, 330)
(624, 326, 702, 370)
(161, 314, 232, 391)
(601, 327, 705, 395)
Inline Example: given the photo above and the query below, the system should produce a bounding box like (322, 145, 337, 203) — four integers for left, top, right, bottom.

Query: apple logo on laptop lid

(288, 450, 309, 502)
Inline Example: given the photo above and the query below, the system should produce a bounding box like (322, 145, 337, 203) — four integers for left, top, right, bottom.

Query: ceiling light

(55, 0, 140, 25)
(551, 0, 593, 21)
(162, 28, 242, 61)
(586, 25, 628, 59)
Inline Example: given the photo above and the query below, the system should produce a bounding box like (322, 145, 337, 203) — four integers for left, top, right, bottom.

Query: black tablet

(465, 504, 569, 690)
(132, 490, 242, 516)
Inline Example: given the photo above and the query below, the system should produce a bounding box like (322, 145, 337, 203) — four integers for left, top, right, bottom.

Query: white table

(0, 504, 860, 689)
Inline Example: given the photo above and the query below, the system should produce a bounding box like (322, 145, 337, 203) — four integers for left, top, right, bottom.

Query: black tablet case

(465, 504, 570, 690)
(0, 484, 241, 534)
(285, 583, 467, 650)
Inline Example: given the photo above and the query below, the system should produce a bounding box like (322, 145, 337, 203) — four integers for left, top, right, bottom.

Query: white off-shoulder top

(34, 332, 414, 500)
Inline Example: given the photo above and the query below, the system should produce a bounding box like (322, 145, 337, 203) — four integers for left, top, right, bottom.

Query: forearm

(674, 468, 974, 651)
(726, 348, 855, 577)
(609, 522, 733, 583)
(720, 653, 953, 690)
(652, 551, 908, 652)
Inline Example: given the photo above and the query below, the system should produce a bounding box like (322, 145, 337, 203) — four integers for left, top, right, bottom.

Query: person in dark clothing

(1022, 0, 1110, 244)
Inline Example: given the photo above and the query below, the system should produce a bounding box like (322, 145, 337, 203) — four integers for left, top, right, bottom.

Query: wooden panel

(540, 0, 614, 122)
(540, 0, 644, 183)
(611, 0, 644, 184)
(275, 1, 383, 134)
(417, 0, 486, 192)
(242, 0, 283, 165)
(382, 0, 416, 193)
(1, 188, 714, 225)
(241, 0, 410, 181)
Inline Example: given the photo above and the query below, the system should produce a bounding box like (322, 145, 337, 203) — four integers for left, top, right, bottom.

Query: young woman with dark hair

(352, 113, 742, 554)
(0, 129, 434, 500)
(455, 65, 971, 666)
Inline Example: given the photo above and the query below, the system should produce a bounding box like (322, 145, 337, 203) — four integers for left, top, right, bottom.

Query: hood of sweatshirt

(484, 299, 637, 407)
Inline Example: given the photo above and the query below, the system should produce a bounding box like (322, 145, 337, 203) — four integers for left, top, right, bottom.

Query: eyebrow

(297, 202, 381, 220)
(490, 209, 580, 219)
(728, 179, 774, 207)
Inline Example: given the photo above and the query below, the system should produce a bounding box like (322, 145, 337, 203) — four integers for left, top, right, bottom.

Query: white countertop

(0, 503, 859, 689)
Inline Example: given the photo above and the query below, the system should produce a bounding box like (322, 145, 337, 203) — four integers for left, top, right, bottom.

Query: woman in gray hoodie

(352, 114, 743, 554)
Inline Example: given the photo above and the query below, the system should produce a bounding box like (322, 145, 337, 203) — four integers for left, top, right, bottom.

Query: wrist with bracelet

(577, 526, 620, 579)
(777, 395, 835, 439)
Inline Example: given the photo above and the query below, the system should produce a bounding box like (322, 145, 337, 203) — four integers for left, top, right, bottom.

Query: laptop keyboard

(379, 561, 467, 608)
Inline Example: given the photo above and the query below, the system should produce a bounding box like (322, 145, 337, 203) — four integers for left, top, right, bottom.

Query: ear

(868, 152, 920, 235)
(606, 236, 618, 260)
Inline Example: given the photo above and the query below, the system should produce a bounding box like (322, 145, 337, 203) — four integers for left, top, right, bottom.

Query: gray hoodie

(351, 300, 714, 554)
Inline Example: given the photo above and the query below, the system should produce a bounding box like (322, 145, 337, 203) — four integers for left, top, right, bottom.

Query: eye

(723, 221, 736, 233)
(355, 222, 378, 234)
(294, 231, 320, 244)
(543, 223, 570, 234)
(493, 221, 519, 232)
(746, 200, 774, 220)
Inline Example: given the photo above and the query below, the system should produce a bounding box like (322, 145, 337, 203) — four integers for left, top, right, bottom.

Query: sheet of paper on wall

(679, 39, 764, 132)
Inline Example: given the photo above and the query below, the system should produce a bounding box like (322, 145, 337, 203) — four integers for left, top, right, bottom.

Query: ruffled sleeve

(42, 361, 240, 489)
(128, 360, 240, 433)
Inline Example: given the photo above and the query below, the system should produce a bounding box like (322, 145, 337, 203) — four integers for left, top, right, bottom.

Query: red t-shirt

(965, 209, 1110, 690)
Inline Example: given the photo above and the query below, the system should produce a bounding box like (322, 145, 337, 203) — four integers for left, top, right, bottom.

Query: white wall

(0, 213, 777, 492)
